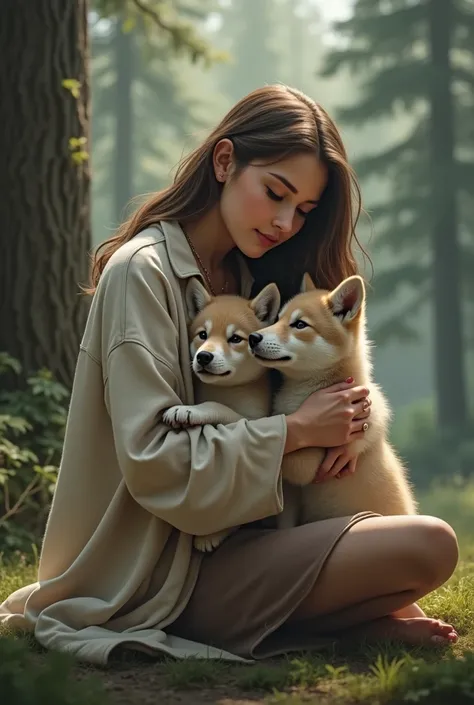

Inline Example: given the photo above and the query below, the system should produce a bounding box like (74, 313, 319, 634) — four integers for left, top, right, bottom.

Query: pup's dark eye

(228, 334, 243, 344)
(198, 331, 207, 340)
(291, 320, 308, 330)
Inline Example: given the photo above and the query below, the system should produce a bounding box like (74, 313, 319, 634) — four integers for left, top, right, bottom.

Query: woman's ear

(213, 138, 234, 183)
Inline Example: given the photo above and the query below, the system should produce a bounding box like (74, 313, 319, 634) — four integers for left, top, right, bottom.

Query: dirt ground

(75, 660, 282, 705)
(97, 674, 266, 705)
(71, 652, 355, 705)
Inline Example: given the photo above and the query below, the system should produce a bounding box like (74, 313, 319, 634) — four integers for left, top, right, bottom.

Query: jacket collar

(161, 220, 254, 299)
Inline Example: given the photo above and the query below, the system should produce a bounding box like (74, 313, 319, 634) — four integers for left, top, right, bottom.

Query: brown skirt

(170, 512, 378, 659)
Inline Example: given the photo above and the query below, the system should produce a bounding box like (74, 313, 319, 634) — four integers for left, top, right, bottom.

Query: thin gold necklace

(183, 230, 229, 297)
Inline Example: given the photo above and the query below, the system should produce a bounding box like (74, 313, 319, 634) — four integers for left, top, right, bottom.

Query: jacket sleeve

(102, 251, 285, 536)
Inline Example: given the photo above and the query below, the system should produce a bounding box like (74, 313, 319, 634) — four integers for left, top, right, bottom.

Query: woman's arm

(284, 413, 308, 454)
(106, 340, 286, 537)
(100, 251, 286, 537)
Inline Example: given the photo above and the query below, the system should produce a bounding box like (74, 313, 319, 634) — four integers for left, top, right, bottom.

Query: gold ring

(362, 422, 369, 432)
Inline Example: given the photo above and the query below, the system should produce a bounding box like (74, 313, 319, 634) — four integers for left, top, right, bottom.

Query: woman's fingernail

(346, 376, 354, 383)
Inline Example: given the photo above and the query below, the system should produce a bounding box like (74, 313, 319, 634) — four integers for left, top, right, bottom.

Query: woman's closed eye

(265, 187, 311, 218)
(266, 186, 283, 203)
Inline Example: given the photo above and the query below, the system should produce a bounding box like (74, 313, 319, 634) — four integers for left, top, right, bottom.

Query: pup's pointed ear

(186, 277, 212, 321)
(250, 283, 281, 324)
(328, 276, 365, 324)
(300, 272, 316, 293)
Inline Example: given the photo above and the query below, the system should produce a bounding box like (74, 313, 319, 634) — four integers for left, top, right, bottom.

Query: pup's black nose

(197, 351, 214, 367)
(249, 333, 263, 350)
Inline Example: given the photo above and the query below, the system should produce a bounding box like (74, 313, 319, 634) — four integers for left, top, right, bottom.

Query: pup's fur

(163, 277, 281, 551)
(251, 273, 417, 527)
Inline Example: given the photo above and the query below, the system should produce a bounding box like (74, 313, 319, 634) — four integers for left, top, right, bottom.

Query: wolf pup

(248, 273, 417, 528)
(163, 277, 281, 552)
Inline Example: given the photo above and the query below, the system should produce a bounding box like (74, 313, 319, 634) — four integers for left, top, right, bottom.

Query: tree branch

(0, 477, 42, 527)
(130, 0, 175, 34)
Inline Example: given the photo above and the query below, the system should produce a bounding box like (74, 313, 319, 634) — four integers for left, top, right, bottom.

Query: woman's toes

(432, 631, 458, 644)
(428, 618, 458, 642)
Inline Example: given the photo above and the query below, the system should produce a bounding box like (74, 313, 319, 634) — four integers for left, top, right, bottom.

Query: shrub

(0, 637, 108, 705)
(0, 353, 70, 555)
(390, 397, 474, 489)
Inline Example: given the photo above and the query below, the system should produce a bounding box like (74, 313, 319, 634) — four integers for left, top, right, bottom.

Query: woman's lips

(255, 229, 278, 248)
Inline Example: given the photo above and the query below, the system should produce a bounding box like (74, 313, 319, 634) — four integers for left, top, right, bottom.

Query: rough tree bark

(0, 0, 91, 389)
(428, 0, 468, 430)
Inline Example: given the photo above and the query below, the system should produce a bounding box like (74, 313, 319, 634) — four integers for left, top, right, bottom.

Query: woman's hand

(311, 393, 372, 482)
(313, 445, 358, 483)
(286, 378, 371, 453)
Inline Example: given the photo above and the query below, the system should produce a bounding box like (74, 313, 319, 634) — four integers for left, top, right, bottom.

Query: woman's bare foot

(345, 616, 458, 646)
(392, 602, 426, 619)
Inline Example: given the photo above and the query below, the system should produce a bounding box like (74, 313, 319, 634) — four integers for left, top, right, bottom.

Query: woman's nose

(272, 209, 294, 234)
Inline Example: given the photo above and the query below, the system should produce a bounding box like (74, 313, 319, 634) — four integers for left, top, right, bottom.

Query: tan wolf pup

(248, 273, 418, 528)
(163, 277, 281, 552)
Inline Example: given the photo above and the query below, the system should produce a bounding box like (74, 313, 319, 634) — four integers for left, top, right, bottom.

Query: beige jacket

(0, 222, 286, 665)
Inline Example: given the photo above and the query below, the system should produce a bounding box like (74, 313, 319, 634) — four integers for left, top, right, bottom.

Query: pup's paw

(194, 531, 229, 553)
(162, 405, 207, 428)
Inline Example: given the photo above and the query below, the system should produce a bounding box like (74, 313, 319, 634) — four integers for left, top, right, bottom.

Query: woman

(0, 85, 459, 665)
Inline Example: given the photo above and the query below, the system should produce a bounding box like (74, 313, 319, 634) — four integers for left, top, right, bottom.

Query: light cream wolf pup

(163, 277, 281, 551)
(249, 273, 417, 528)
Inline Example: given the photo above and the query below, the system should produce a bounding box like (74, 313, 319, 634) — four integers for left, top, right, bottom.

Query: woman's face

(216, 147, 328, 259)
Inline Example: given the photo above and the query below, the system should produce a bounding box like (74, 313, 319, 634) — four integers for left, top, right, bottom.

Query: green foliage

(93, 0, 222, 65)
(61, 78, 82, 99)
(0, 637, 108, 705)
(68, 136, 89, 166)
(0, 353, 69, 555)
(392, 651, 474, 704)
(391, 396, 474, 488)
(62, 80, 89, 167)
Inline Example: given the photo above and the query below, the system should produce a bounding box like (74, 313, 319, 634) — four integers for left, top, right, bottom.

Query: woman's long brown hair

(87, 84, 369, 302)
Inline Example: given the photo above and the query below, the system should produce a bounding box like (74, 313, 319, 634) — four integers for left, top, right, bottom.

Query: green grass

(1, 480, 474, 704)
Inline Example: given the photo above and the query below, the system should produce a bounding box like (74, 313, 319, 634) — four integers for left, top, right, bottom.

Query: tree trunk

(114, 21, 135, 223)
(0, 0, 91, 389)
(223, 0, 280, 100)
(289, 5, 304, 89)
(427, 0, 468, 430)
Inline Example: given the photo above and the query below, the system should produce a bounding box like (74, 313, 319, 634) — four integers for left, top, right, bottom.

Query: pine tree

(91, 2, 220, 236)
(322, 0, 474, 431)
(216, 0, 282, 101)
